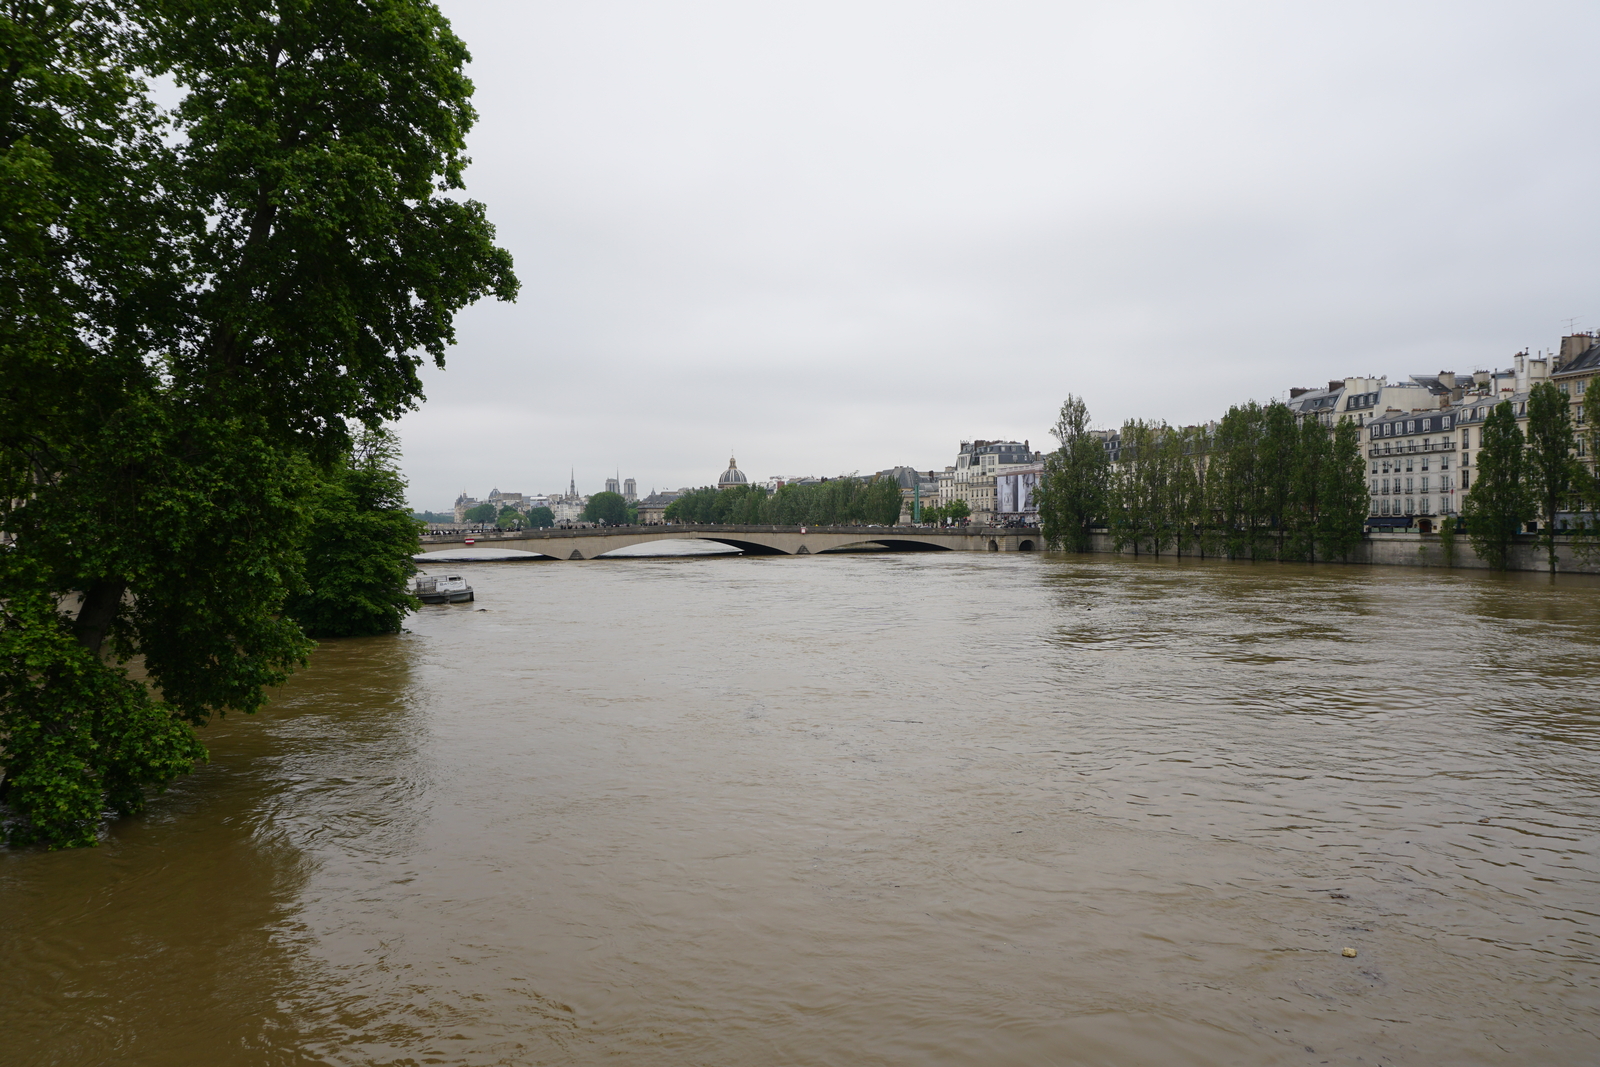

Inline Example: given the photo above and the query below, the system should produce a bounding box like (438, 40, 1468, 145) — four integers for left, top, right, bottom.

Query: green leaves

(661, 476, 902, 527)
(285, 431, 420, 640)
(1525, 381, 1580, 573)
(1038, 395, 1109, 552)
(1462, 401, 1530, 570)
(2, 1, 516, 845)
(581, 491, 629, 526)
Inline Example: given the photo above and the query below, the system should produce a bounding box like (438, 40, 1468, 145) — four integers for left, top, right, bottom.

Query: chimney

(1473, 370, 1490, 389)
(1329, 380, 1343, 393)
(1289, 387, 1311, 398)
(1438, 371, 1456, 390)
(1560, 333, 1596, 365)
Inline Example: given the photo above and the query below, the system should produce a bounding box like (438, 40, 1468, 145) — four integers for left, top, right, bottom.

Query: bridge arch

(415, 523, 1041, 559)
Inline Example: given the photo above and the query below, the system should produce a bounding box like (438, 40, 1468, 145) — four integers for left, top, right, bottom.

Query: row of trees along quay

(1, 3, 518, 848)
(1036, 386, 1600, 573)
(1037, 396, 1370, 563)
(1461, 379, 1600, 572)
(663, 476, 905, 527)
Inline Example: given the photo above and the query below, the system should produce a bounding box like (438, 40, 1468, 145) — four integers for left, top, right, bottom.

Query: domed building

(717, 455, 748, 489)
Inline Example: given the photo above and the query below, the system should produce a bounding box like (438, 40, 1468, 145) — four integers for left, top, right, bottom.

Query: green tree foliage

(581, 491, 629, 526)
(1571, 383, 1600, 558)
(0, 1, 516, 847)
(921, 498, 972, 525)
(462, 502, 496, 523)
(285, 431, 420, 638)
(1317, 419, 1368, 560)
(1585, 383, 1600, 503)
(1461, 401, 1531, 570)
(662, 476, 901, 526)
(1103, 403, 1366, 563)
(1525, 381, 1579, 573)
(1212, 402, 1265, 559)
(525, 505, 555, 529)
(495, 506, 523, 529)
(412, 510, 454, 524)
(1037, 395, 1109, 552)
(1259, 403, 1299, 559)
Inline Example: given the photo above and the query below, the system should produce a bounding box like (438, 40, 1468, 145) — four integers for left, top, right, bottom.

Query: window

(1406, 457, 1414, 472)
(1421, 476, 1430, 492)
(1421, 497, 1429, 513)
(1406, 477, 1414, 492)
(1442, 416, 1451, 428)
(1381, 478, 1389, 494)
(1421, 457, 1429, 472)
(1381, 499, 1390, 515)
(1371, 461, 1378, 474)
(1406, 420, 1415, 433)
(1441, 456, 1450, 470)
(1462, 471, 1470, 489)
(1463, 428, 1470, 447)
(1579, 380, 1588, 393)
(1405, 498, 1415, 515)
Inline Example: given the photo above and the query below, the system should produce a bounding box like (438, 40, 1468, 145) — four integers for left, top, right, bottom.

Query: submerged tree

(1, 1, 517, 847)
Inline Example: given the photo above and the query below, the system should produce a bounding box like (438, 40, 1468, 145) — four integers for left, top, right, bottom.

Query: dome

(718, 455, 748, 488)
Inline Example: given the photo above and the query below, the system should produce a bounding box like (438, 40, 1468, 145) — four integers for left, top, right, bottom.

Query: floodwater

(4, 548, 1598, 1066)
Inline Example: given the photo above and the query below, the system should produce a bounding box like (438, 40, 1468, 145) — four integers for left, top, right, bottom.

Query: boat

(412, 573, 474, 604)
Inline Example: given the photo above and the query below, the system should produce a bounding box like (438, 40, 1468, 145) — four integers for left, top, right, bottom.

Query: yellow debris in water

(1342, 947, 1358, 958)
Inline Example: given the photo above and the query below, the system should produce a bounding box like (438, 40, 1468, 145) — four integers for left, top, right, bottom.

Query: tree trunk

(73, 579, 127, 656)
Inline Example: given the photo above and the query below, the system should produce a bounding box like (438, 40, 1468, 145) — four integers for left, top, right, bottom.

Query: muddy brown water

(3, 550, 1598, 1066)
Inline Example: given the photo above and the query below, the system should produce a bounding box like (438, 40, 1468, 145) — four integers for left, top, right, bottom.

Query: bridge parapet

(417, 524, 1042, 559)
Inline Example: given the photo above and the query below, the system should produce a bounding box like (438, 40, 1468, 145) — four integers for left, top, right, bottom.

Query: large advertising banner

(996, 468, 1041, 518)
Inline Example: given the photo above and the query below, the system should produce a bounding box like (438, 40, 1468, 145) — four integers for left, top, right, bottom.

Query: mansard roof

(1554, 342, 1600, 377)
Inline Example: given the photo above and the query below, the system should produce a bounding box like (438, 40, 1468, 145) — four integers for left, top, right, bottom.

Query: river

(3, 549, 1598, 1066)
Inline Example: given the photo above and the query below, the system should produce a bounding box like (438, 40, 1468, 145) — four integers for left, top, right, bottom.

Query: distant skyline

(397, 0, 1600, 509)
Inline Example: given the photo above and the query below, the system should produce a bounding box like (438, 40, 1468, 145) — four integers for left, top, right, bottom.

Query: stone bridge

(417, 524, 1042, 560)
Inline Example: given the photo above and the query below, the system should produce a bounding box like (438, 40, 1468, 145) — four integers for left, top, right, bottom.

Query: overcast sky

(397, 0, 1600, 509)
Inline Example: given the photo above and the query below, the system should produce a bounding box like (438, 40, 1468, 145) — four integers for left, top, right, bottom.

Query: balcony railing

(1369, 440, 1456, 457)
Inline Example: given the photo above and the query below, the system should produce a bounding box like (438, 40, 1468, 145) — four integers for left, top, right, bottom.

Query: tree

(285, 430, 420, 638)
(525, 505, 555, 528)
(495, 506, 523, 529)
(1461, 401, 1531, 570)
(1037, 395, 1108, 552)
(1213, 403, 1265, 559)
(1286, 416, 1327, 561)
(582, 491, 628, 525)
(1317, 419, 1368, 561)
(463, 502, 496, 523)
(1260, 402, 1299, 559)
(1, 1, 517, 847)
(1525, 381, 1579, 573)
